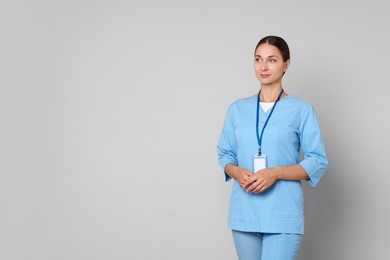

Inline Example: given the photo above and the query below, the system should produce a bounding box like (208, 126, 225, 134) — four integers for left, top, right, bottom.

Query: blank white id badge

(253, 154, 267, 173)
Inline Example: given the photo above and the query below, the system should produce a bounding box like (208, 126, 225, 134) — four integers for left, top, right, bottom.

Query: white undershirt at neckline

(260, 102, 275, 112)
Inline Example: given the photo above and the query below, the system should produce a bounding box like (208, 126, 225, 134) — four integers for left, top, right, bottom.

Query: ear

(284, 59, 291, 72)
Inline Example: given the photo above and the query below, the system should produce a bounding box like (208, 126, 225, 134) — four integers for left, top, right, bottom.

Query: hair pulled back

(254, 36, 290, 62)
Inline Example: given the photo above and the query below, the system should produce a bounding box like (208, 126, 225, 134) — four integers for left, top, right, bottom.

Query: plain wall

(1, 0, 390, 259)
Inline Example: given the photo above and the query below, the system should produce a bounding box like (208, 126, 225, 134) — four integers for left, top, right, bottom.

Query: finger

(244, 181, 254, 192)
(251, 179, 269, 193)
(247, 181, 260, 193)
(240, 179, 251, 188)
(251, 181, 263, 192)
(242, 177, 252, 187)
(245, 175, 263, 187)
(255, 183, 270, 193)
(251, 185, 263, 194)
(244, 178, 257, 189)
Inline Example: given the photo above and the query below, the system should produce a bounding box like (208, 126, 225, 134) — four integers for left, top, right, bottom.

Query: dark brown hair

(254, 36, 290, 62)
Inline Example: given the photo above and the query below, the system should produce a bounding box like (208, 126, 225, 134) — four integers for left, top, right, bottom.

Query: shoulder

(228, 94, 257, 111)
(283, 95, 321, 128)
(282, 95, 315, 113)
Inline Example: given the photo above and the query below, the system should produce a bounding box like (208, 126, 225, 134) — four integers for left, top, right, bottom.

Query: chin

(260, 80, 273, 85)
(260, 78, 283, 86)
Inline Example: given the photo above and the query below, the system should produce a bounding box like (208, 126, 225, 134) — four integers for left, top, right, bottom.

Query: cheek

(273, 65, 285, 74)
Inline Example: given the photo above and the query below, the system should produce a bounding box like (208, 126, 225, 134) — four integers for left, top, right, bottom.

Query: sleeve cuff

(299, 159, 323, 187)
(224, 172, 232, 182)
(219, 159, 236, 182)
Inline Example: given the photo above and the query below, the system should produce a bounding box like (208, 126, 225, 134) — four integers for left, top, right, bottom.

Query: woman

(217, 36, 328, 259)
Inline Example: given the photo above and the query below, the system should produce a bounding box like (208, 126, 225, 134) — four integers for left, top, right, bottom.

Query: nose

(260, 62, 268, 71)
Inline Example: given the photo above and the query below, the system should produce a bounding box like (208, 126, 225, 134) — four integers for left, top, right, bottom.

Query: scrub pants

(232, 230, 302, 260)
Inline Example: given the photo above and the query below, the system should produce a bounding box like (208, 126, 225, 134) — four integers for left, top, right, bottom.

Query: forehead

(255, 43, 282, 57)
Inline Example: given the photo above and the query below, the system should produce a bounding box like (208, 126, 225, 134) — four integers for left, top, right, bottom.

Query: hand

(233, 167, 252, 190)
(243, 167, 279, 194)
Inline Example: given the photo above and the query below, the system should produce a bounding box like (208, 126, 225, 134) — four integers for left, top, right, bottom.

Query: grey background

(1, 0, 389, 259)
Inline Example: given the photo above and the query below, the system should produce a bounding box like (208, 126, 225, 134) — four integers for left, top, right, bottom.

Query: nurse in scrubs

(217, 36, 328, 260)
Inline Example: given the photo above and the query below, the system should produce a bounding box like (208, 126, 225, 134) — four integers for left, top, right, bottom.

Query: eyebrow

(255, 55, 279, 58)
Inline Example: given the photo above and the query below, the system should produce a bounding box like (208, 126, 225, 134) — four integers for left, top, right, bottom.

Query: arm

(245, 105, 328, 193)
(275, 164, 308, 181)
(244, 164, 308, 193)
(297, 106, 328, 186)
(217, 105, 239, 182)
(224, 163, 252, 189)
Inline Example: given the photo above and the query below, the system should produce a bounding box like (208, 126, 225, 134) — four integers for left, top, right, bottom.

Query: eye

(269, 59, 277, 63)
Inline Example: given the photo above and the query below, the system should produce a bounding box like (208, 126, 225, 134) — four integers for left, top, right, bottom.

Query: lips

(260, 74, 271, 78)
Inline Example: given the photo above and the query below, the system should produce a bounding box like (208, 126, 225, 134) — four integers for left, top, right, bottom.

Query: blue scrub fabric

(217, 94, 328, 234)
(232, 230, 302, 260)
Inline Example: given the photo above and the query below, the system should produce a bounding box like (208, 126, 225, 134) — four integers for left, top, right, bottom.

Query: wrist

(273, 166, 283, 180)
(231, 165, 240, 179)
(225, 163, 239, 179)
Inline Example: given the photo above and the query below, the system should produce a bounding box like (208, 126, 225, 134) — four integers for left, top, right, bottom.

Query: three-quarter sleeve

(217, 105, 238, 182)
(298, 106, 328, 187)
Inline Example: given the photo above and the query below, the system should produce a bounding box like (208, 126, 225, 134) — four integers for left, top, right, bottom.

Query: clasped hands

(234, 167, 279, 194)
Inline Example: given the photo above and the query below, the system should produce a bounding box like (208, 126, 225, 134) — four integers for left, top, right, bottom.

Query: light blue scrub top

(217, 94, 328, 234)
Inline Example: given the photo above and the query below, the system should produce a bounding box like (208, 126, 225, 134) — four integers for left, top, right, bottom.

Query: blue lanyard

(256, 88, 284, 156)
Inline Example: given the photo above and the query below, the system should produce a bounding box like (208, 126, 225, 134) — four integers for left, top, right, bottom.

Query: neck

(259, 84, 284, 102)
